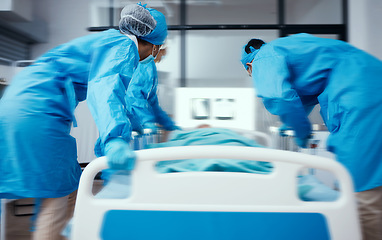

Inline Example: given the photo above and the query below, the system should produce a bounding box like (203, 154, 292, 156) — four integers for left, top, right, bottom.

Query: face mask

(139, 45, 156, 64)
(140, 54, 154, 64)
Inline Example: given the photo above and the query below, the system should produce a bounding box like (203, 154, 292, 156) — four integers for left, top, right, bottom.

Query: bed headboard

(71, 146, 361, 240)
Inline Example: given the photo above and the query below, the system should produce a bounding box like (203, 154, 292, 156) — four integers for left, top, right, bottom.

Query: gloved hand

(279, 124, 293, 137)
(295, 136, 310, 148)
(143, 123, 158, 134)
(169, 125, 182, 131)
(105, 138, 136, 170)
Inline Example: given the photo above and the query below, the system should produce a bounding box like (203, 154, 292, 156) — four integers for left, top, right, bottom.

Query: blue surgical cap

(140, 8, 167, 45)
(240, 45, 259, 70)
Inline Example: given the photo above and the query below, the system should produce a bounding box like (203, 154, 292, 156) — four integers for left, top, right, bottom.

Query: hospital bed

(71, 145, 361, 240)
(229, 128, 271, 147)
(181, 127, 272, 148)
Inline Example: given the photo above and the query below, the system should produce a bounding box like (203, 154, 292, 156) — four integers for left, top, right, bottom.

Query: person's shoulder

(93, 29, 137, 51)
(271, 33, 314, 45)
(253, 43, 279, 61)
(102, 28, 122, 37)
(95, 29, 132, 42)
(290, 33, 313, 38)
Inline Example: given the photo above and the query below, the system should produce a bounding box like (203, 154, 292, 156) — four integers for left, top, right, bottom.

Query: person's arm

(87, 38, 139, 156)
(253, 55, 312, 146)
(126, 61, 178, 132)
(125, 62, 157, 131)
(146, 62, 178, 130)
(149, 95, 177, 131)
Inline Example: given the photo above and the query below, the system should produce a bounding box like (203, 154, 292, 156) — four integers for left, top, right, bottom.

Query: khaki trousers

(32, 191, 77, 240)
(356, 186, 382, 240)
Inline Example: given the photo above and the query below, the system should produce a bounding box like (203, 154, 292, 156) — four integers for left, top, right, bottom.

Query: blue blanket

(149, 128, 273, 174)
(100, 128, 338, 202)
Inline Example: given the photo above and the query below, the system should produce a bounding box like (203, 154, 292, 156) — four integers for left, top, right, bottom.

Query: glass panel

(140, 1, 180, 25)
(156, 31, 181, 85)
(185, 30, 278, 87)
(89, 0, 278, 26)
(89, 0, 180, 27)
(285, 0, 342, 24)
(156, 31, 181, 114)
(89, 0, 119, 27)
(287, 33, 341, 40)
(187, 0, 278, 24)
(310, 34, 340, 40)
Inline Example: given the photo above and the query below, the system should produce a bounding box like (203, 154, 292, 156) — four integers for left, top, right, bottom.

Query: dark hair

(245, 39, 265, 53)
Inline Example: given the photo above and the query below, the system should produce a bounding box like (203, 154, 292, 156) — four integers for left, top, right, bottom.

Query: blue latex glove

(105, 138, 136, 170)
(279, 124, 293, 137)
(169, 125, 182, 131)
(295, 137, 310, 148)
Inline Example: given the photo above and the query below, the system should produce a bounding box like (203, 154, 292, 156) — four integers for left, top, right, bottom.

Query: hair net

(140, 8, 168, 45)
(240, 45, 259, 70)
(119, 3, 157, 37)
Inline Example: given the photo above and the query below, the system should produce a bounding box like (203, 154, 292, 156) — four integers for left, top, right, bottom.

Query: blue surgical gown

(252, 33, 382, 192)
(0, 29, 139, 198)
(125, 58, 176, 131)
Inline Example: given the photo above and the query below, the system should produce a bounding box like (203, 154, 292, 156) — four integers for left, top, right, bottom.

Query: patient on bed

(96, 126, 339, 202)
(62, 126, 339, 238)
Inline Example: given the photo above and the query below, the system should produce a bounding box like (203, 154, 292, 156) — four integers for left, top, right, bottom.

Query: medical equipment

(175, 88, 257, 131)
(71, 145, 361, 240)
(270, 125, 337, 189)
(131, 130, 161, 150)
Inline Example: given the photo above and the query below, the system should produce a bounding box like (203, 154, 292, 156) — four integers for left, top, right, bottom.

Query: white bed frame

(71, 146, 361, 240)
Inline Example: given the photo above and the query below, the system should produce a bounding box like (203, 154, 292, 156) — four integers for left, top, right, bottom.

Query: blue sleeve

(125, 62, 155, 128)
(126, 61, 176, 130)
(146, 64, 176, 130)
(87, 39, 139, 156)
(149, 94, 176, 130)
(253, 55, 312, 140)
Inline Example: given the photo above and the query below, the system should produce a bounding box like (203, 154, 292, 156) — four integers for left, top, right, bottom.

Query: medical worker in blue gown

(241, 33, 382, 240)
(100, 5, 179, 185)
(125, 8, 177, 134)
(126, 44, 180, 133)
(0, 3, 167, 239)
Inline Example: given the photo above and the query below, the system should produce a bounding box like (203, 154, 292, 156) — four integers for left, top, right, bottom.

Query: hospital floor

(1, 180, 103, 240)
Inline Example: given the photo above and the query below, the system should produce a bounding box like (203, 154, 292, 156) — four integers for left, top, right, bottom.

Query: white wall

(185, 30, 277, 88)
(348, 0, 382, 59)
(31, 0, 91, 58)
(32, 0, 98, 163)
